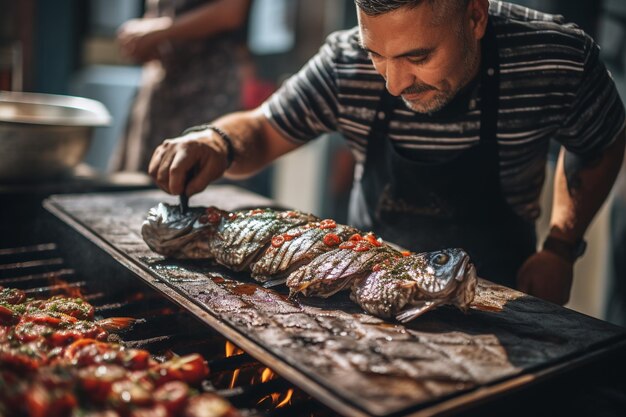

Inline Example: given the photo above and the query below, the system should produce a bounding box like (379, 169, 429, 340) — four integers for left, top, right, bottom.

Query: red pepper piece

(348, 233, 363, 242)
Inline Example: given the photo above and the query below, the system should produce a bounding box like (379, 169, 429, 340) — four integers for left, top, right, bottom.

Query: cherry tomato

(271, 235, 285, 248)
(153, 381, 189, 415)
(401, 251, 412, 257)
(323, 233, 341, 247)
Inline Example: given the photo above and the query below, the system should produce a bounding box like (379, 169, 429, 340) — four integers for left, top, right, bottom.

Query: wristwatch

(542, 235, 587, 263)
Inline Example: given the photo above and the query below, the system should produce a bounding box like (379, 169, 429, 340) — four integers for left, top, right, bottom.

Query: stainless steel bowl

(0, 91, 111, 182)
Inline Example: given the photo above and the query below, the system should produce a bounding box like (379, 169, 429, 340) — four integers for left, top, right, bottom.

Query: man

(148, 0, 626, 305)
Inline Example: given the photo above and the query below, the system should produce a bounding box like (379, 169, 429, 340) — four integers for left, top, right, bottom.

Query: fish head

(141, 202, 224, 258)
(409, 248, 477, 307)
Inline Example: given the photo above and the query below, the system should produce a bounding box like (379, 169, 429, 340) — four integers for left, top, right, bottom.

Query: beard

(401, 27, 480, 114)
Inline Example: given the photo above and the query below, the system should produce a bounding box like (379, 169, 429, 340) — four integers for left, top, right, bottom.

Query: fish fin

(263, 277, 287, 288)
(395, 301, 443, 323)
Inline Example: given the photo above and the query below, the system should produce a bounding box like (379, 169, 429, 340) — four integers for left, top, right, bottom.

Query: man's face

(358, 2, 482, 113)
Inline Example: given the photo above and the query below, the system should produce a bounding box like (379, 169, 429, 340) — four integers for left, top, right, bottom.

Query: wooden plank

(43, 186, 626, 417)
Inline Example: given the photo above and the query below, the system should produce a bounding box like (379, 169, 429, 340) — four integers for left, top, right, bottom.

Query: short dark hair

(355, 0, 428, 16)
(355, 0, 470, 18)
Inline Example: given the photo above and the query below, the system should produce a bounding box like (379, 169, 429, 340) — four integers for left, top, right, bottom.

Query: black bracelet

(182, 124, 235, 168)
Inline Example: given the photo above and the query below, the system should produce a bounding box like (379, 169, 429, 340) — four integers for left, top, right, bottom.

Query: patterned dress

(113, 0, 249, 172)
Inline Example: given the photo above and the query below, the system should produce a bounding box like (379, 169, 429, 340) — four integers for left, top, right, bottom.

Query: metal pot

(0, 91, 111, 182)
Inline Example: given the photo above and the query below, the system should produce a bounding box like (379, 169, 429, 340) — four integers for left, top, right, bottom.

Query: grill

(0, 242, 336, 417)
(3, 184, 626, 417)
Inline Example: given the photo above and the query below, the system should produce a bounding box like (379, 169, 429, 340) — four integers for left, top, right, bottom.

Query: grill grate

(0, 242, 338, 417)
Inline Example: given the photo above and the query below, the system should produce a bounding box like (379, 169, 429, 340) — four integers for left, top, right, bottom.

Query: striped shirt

(262, 1, 626, 221)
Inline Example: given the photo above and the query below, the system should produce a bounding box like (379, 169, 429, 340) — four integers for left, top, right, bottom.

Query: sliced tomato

(77, 364, 127, 404)
(153, 354, 208, 386)
(323, 233, 341, 247)
(153, 381, 189, 415)
(183, 393, 240, 417)
(129, 404, 168, 417)
(271, 235, 285, 248)
(0, 305, 17, 325)
(319, 219, 337, 230)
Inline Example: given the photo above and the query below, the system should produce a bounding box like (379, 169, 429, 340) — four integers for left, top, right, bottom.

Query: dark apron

(348, 21, 536, 288)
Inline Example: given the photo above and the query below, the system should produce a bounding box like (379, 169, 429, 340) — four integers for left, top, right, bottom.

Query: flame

(276, 389, 294, 408)
(260, 367, 274, 383)
(225, 341, 244, 357)
(50, 277, 83, 298)
(225, 341, 244, 388)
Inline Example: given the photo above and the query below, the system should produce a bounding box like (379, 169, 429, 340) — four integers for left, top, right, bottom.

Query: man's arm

(517, 127, 625, 304)
(551, 127, 625, 244)
(148, 108, 301, 197)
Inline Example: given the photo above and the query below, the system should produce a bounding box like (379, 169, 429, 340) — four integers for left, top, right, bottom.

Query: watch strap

(542, 235, 587, 263)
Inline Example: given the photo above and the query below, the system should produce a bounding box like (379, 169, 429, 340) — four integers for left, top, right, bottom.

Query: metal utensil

(179, 169, 195, 214)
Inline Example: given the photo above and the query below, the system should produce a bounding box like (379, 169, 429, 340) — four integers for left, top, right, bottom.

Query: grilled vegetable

(0, 289, 238, 417)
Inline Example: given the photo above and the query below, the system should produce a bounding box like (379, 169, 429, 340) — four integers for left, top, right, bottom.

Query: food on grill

(251, 222, 360, 285)
(0, 287, 240, 417)
(286, 238, 399, 298)
(142, 203, 478, 321)
(351, 249, 477, 321)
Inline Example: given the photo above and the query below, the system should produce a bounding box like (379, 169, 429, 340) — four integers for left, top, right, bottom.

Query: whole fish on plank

(142, 203, 477, 321)
(351, 249, 477, 322)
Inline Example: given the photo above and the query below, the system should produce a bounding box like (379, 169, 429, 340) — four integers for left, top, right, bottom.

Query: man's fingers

(169, 149, 195, 196)
(186, 157, 216, 196)
(148, 145, 165, 179)
(155, 150, 176, 194)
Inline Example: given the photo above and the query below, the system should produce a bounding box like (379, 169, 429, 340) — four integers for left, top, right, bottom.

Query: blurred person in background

(146, 0, 625, 305)
(112, 0, 253, 172)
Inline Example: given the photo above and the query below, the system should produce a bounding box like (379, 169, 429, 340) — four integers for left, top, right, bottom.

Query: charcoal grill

(0, 242, 337, 417)
(3, 184, 626, 417)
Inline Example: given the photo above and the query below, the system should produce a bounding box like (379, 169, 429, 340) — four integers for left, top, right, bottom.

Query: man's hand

(117, 17, 173, 63)
(516, 250, 574, 305)
(148, 130, 230, 197)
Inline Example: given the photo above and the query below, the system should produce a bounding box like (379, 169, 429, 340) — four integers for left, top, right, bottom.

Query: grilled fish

(251, 220, 359, 285)
(142, 203, 318, 271)
(286, 239, 400, 298)
(208, 208, 318, 271)
(142, 203, 218, 259)
(142, 203, 477, 321)
(351, 249, 477, 322)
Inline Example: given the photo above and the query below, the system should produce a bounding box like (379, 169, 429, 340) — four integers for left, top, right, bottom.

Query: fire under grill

(5, 185, 621, 417)
(0, 242, 338, 417)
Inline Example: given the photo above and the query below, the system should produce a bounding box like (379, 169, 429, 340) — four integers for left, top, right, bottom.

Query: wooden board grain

(43, 186, 626, 417)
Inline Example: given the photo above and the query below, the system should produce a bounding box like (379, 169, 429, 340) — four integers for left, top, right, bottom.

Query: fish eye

(433, 253, 449, 265)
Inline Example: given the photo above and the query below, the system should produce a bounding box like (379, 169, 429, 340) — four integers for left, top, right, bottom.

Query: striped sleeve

(554, 33, 626, 154)
(262, 34, 341, 143)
